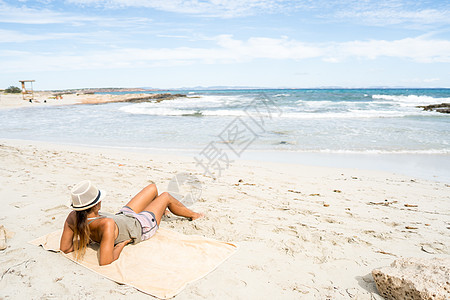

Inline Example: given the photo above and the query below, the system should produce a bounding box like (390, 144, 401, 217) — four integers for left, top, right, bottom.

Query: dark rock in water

(181, 111, 203, 117)
(134, 93, 186, 103)
(417, 103, 450, 114)
(86, 93, 186, 105)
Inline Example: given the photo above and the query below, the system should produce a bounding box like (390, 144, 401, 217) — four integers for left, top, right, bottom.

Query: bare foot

(163, 209, 171, 217)
(191, 212, 204, 221)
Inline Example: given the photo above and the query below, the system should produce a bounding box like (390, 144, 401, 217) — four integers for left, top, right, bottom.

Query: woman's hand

(115, 239, 132, 249)
(112, 239, 132, 262)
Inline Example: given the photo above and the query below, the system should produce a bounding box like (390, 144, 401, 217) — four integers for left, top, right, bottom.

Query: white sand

(0, 139, 449, 299)
(0, 92, 180, 110)
(0, 93, 81, 109)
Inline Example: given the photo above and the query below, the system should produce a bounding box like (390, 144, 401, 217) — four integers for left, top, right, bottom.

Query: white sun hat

(70, 180, 106, 211)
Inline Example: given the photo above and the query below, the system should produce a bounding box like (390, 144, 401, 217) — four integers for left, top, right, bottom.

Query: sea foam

(372, 94, 450, 106)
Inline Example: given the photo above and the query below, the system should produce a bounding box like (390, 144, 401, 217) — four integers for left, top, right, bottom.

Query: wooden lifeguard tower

(19, 80, 35, 102)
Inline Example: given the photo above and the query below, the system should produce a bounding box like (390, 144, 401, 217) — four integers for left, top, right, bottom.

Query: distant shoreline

(0, 92, 186, 110)
(25, 87, 450, 93)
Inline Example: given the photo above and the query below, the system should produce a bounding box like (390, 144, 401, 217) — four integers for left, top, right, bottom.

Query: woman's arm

(98, 219, 130, 266)
(112, 239, 132, 261)
(98, 219, 116, 265)
(60, 214, 75, 253)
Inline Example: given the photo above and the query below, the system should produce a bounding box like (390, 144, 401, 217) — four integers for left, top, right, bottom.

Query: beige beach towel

(29, 227, 237, 299)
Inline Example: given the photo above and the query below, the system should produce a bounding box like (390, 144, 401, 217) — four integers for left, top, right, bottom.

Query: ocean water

(1, 89, 449, 181)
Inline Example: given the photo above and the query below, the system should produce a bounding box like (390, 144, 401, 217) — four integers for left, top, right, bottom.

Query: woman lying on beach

(60, 180, 203, 265)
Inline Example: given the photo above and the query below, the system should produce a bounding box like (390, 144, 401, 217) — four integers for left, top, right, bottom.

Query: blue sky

(0, 0, 449, 90)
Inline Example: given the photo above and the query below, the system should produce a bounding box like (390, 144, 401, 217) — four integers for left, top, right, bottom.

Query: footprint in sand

(0, 225, 7, 250)
(421, 242, 447, 254)
(247, 264, 264, 271)
(42, 205, 68, 213)
(9, 201, 32, 208)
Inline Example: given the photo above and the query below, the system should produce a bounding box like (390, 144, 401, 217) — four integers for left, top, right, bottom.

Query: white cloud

(0, 1, 151, 25)
(3, 0, 448, 27)
(65, 0, 450, 26)
(156, 34, 191, 39)
(336, 8, 450, 26)
(424, 78, 440, 83)
(0, 29, 85, 43)
(401, 77, 441, 84)
(214, 35, 322, 60)
(330, 37, 450, 63)
(1, 35, 449, 73)
(0, 2, 90, 24)
(332, 0, 450, 26)
(66, 0, 296, 17)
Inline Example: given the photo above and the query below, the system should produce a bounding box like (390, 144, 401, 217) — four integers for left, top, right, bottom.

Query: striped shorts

(119, 206, 159, 241)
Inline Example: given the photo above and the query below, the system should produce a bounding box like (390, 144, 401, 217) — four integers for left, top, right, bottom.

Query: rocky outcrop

(79, 93, 186, 105)
(417, 103, 450, 114)
(372, 257, 450, 300)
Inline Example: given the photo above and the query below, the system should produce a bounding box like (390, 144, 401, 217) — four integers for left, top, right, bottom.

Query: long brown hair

(73, 208, 92, 260)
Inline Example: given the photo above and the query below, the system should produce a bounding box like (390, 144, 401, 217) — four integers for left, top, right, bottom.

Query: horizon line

(36, 86, 450, 91)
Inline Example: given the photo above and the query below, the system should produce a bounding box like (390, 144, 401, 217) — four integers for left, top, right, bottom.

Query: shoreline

(1, 90, 448, 185)
(2, 137, 449, 184)
(0, 92, 185, 110)
(0, 139, 449, 298)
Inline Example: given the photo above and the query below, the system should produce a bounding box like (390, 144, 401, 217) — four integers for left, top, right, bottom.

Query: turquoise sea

(1, 89, 449, 181)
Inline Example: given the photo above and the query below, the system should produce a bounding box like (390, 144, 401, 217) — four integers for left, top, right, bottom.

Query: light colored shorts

(118, 206, 159, 241)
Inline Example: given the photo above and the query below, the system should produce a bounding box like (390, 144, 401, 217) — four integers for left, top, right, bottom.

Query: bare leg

(125, 184, 158, 213)
(143, 192, 203, 225)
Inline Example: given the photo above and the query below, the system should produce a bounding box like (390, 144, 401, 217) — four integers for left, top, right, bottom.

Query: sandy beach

(0, 92, 79, 109)
(0, 138, 448, 299)
(2, 0, 450, 297)
(0, 92, 182, 110)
